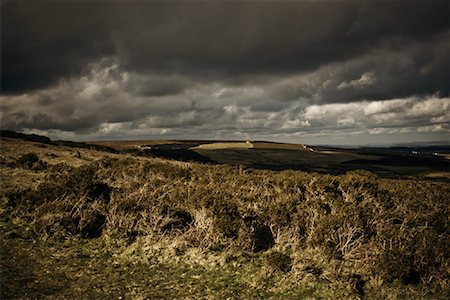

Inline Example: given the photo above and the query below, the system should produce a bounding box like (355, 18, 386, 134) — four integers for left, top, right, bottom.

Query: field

(94, 139, 450, 180)
(1, 133, 450, 299)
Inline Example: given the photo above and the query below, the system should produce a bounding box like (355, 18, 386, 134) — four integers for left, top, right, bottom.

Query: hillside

(1, 134, 449, 298)
(93, 138, 450, 180)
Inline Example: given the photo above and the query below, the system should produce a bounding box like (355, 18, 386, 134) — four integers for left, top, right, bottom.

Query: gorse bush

(4, 156, 450, 291)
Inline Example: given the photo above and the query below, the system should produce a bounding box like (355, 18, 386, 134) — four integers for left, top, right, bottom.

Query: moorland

(1, 131, 449, 299)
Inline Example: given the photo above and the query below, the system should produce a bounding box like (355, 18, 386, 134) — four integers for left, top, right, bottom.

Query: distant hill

(1, 130, 117, 153)
(3, 130, 450, 180)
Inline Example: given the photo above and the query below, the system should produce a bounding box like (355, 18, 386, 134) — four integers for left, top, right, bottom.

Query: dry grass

(424, 172, 450, 179)
(91, 140, 181, 151)
(0, 138, 106, 168)
(192, 141, 308, 151)
(1, 138, 449, 298)
(193, 141, 253, 150)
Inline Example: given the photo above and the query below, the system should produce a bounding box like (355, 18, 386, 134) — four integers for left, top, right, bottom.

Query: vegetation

(1, 136, 449, 298)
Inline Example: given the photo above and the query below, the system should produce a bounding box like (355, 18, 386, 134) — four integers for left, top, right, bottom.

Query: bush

(17, 153, 46, 170)
(25, 165, 112, 238)
(203, 197, 241, 239)
(3, 149, 449, 293)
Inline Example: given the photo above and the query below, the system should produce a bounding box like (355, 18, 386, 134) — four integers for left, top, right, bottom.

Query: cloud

(364, 98, 415, 115)
(2, 1, 448, 95)
(301, 96, 450, 129)
(368, 127, 414, 135)
(1, 58, 449, 145)
(337, 72, 376, 89)
(1, 0, 449, 145)
(417, 124, 450, 133)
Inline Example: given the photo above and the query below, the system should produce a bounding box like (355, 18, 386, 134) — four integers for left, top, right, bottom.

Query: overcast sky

(1, 0, 449, 146)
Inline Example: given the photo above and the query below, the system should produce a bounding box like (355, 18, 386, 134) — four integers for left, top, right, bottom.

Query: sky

(1, 0, 449, 146)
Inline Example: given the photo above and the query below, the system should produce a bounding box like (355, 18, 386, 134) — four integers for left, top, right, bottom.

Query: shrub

(17, 153, 46, 170)
(27, 165, 112, 238)
(18, 153, 39, 165)
(203, 197, 241, 239)
(3, 148, 449, 294)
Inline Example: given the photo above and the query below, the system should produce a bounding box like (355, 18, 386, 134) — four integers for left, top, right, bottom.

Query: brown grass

(192, 141, 308, 151)
(91, 140, 181, 151)
(1, 138, 449, 298)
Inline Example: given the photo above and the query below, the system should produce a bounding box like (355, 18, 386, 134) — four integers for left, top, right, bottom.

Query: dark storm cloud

(1, 1, 115, 93)
(1, 0, 449, 145)
(281, 34, 450, 104)
(2, 0, 448, 96)
(124, 73, 191, 97)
